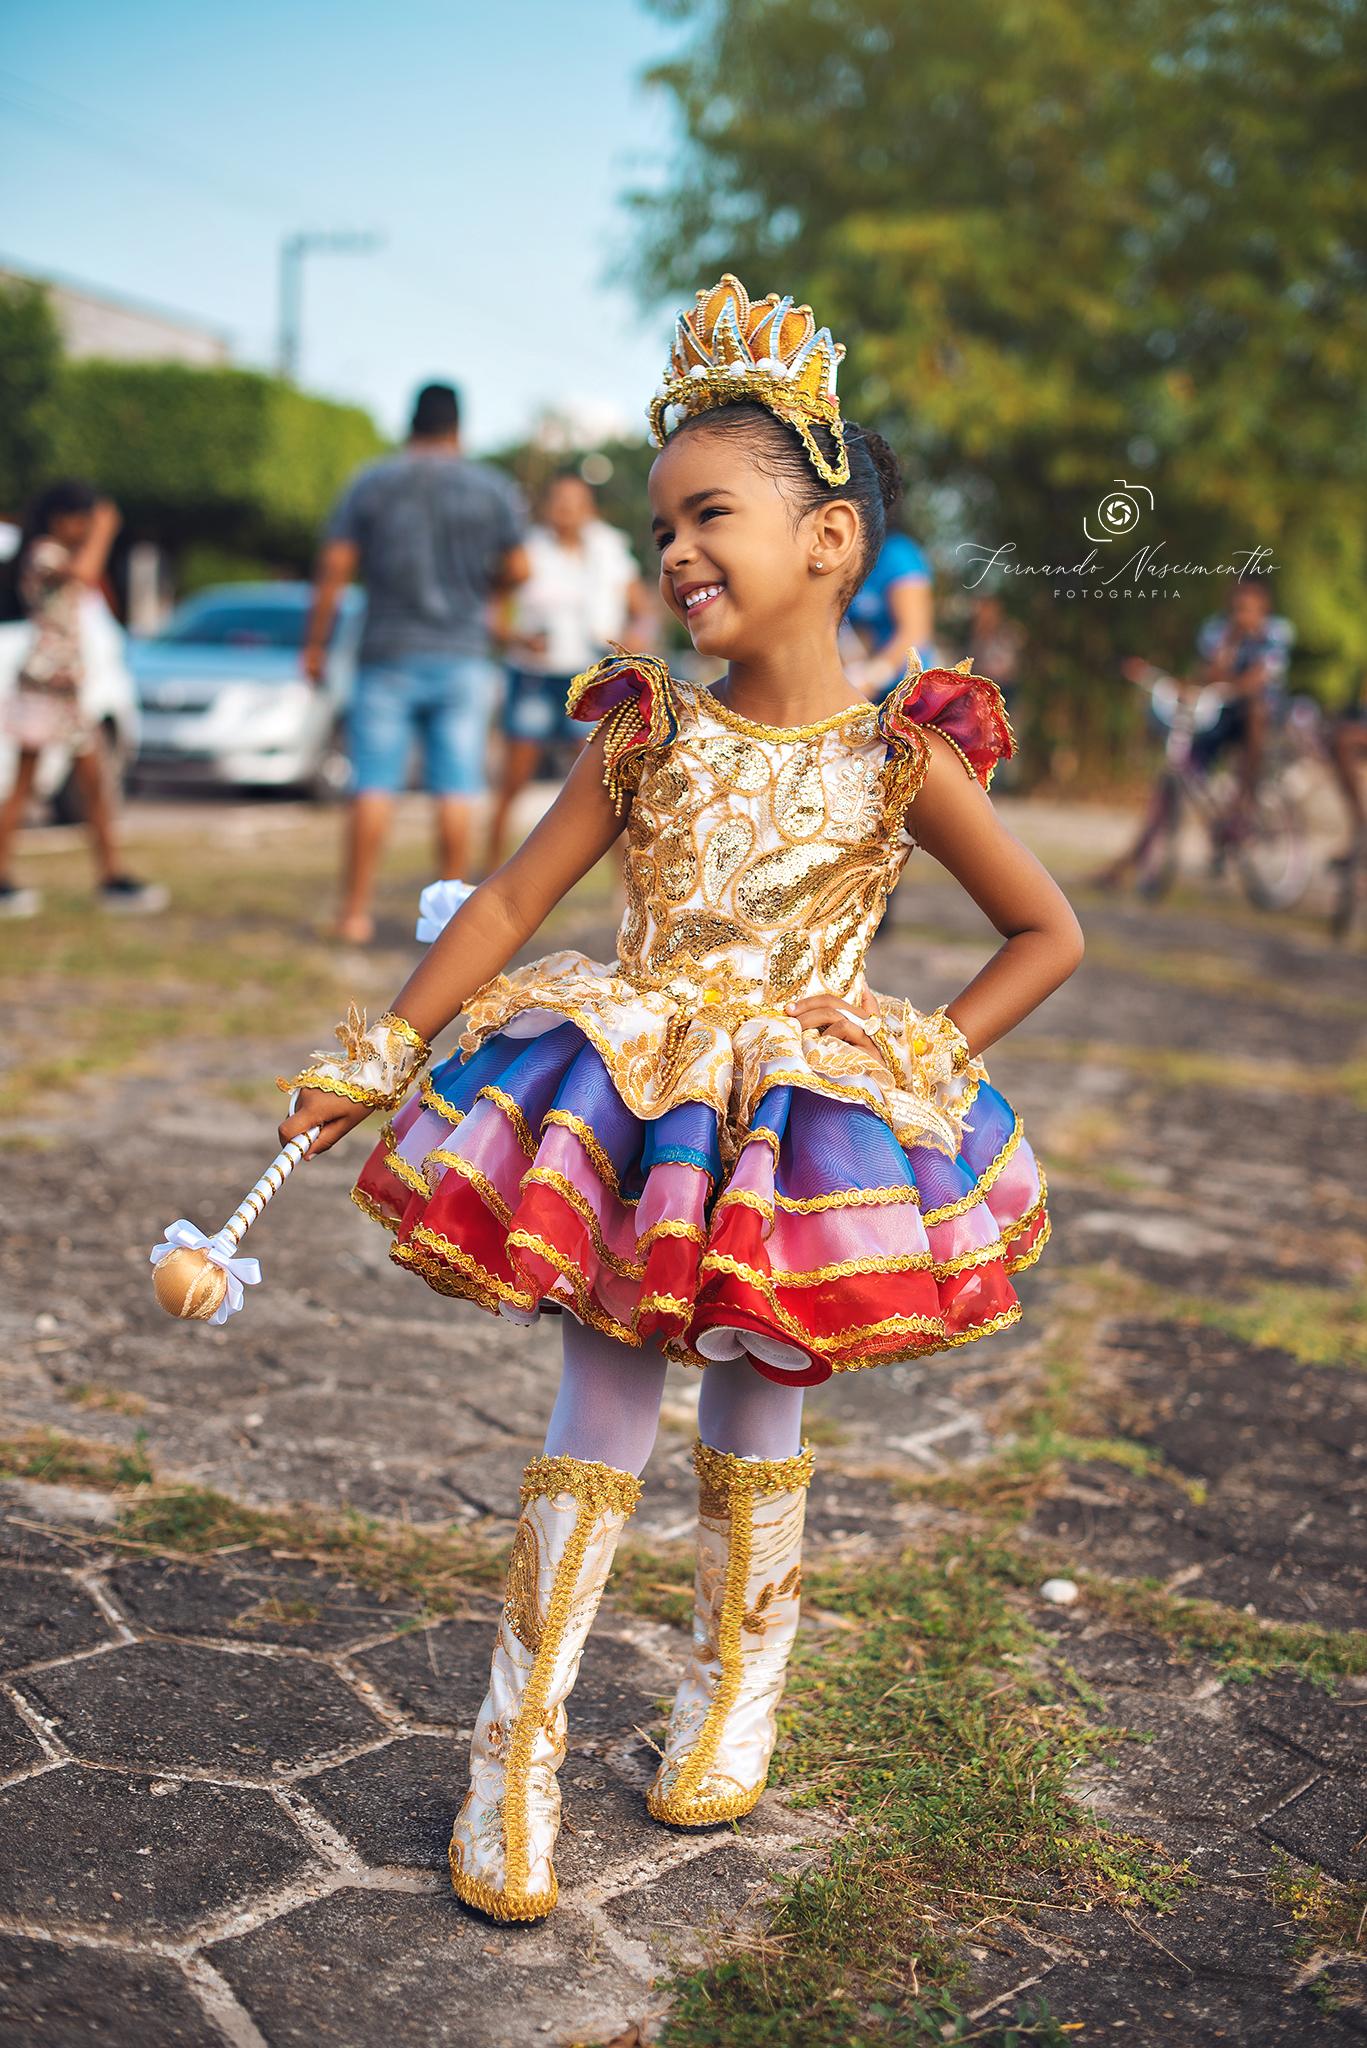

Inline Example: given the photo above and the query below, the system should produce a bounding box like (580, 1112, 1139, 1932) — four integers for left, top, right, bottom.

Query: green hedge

(51, 360, 386, 560)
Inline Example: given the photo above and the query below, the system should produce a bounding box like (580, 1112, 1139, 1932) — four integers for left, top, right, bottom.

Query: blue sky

(0, 0, 683, 448)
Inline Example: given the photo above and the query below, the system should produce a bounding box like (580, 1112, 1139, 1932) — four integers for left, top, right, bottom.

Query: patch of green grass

(795, 1411, 852, 1449)
(1017, 1038, 1367, 1111)
(0, 1428, 693, 1625)
(232, 1595, 323, 1631)
(1083, 936, 1365, 1020)
(5, 812, 623, 1117)
(1269, 1855, 1367, 2014)
(113, 1430, 155, 1489)
(0, 1427, 143, 1491)
(1174, 1280, 1367, 1372)
(1270, 1855, 1367, 1953)
(63, 1382, 148, 1417)
(1079, 1574, 1367, 1684)
(1040, 1107, 1152, 1195)
(914, 1271, 1205, 1520)
(660, 1533, 1186, 2047)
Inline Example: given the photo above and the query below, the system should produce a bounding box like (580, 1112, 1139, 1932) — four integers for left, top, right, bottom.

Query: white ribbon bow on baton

(148, 1221, 262, 1325)
(415, 877, 476, 943)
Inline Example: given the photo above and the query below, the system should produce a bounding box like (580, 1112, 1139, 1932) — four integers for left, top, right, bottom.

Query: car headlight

(206, 683, 315, 745)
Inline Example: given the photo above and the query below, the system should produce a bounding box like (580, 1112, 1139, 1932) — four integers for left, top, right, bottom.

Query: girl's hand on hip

(278, 1089, 376, 1158)
(784, 988, 889, 1067)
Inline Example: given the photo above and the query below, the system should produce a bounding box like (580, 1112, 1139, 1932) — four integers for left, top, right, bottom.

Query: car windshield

(159, 602, 308, 650)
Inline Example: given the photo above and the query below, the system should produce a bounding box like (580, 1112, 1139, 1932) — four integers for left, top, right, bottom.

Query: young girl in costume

(279, 275, 1084, 1923)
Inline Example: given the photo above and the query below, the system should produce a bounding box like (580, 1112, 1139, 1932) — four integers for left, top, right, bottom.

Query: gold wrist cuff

(379, 1011, 432, 1059)
(276, 1004, 432, 1111)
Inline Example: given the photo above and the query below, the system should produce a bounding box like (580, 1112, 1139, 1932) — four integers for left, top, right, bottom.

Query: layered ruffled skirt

(352, 958, 1048, 1386)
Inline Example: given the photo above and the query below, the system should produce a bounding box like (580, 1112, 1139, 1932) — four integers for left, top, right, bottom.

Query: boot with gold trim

(449, 1453, 642, 1921)
(647, 1439, 813, 1827)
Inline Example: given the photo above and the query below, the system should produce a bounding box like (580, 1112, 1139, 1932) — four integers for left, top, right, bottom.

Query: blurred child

(487, 471, 649, 868)
(0, 480, 165, 917)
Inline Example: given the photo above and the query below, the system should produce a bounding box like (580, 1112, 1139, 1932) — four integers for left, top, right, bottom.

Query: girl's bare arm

(67, 502, 122, 586)
(280, 735, 623, 1153)
(904, 730, 1084, 1054)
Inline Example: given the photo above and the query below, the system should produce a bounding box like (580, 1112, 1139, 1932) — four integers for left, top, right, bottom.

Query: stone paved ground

(1, 792, 1364, 2044)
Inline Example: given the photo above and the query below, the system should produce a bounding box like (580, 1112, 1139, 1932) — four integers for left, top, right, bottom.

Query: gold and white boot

(449, 1453, 642, 1920)
(647, 1439, 813, 1827)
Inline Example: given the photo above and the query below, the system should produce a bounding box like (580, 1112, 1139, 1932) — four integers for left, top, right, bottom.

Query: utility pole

(277, 231, 382, 382)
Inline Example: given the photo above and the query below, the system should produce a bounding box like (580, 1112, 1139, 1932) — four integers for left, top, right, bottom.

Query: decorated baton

(148, 877, 474, 1325)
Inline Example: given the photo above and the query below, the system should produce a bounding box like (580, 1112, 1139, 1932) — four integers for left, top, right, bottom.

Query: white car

(0, 522, 140, 822)
(129, 582, 360, 799)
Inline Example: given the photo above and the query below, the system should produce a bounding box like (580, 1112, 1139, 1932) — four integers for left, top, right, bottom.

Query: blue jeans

(348, 655, 499, 795)
(501, 669, 597, 745)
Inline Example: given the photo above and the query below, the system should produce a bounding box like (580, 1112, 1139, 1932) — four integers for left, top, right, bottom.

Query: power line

(0, 68, 289, 220)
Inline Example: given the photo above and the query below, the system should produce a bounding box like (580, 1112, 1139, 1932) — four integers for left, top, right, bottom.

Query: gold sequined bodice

(617, 681, 914, 1009)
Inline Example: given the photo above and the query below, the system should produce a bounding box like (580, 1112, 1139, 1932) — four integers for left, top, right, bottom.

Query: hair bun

(860, 428, 904, 514)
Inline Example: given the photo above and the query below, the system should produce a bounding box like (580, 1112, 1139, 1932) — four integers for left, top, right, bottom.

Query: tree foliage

(0, 281, 64, 516)
(631, 0, 1367, 738)
(52, 362, 385, 563)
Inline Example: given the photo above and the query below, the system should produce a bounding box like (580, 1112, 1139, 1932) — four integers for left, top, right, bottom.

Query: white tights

(542, 1314, 805, 1477)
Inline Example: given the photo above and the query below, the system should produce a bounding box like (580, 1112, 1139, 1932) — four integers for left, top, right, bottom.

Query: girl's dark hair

(0, 478, 98, 622)
(675, 402, 903, 599)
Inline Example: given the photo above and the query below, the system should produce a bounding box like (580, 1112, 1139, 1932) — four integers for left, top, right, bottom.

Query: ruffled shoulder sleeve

(566, 648, 680, 814)
(878, 658, 1015, 793)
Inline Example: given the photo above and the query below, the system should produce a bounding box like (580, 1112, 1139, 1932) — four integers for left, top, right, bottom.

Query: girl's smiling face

(649, 425, 852, 662)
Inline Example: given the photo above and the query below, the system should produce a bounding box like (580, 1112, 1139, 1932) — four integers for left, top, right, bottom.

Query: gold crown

(647, 274, 850, 487)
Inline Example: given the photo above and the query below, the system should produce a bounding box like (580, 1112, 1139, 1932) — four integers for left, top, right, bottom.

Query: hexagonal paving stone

(1240, 1672, 1367, 1777)
(351, 1612, 670, 1750)
(0, 1489, 107, 1565)
(1078, 1697, 1312, 1826)
(553, 1753, 675, 1887)
(1260, 1775, 1367, 1883)
(0, 1693, 46, 1779)
(351, 1613, 503, 1729)
(299, 1736, 660, 1884)
(570, 1628, 674, 1745)
(1026, 1961, 1358, 2045)
(108, 1555, 417, 1651)
(603, 1841, 781, 1970)
(299, 1734, 459, 1871)
(0, 1564, 118, 1673)
(0, 1764, 316, 1937)
(209, 1887, 652, 2048)
(18, 1640, 383, 1772)
(0, 1935, 210, 2045)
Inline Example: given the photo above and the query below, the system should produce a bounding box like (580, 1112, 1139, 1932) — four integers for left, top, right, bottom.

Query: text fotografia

(957, 542, 1278, 599)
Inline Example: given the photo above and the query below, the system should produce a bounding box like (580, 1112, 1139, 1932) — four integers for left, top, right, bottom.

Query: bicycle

(1120, 665, 1314, 910)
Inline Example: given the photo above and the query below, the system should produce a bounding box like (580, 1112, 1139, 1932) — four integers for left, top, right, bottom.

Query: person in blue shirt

(1095, 576, 1294, 889)
(845, 528, 936, 700)
(1189, 579, 1293, 786)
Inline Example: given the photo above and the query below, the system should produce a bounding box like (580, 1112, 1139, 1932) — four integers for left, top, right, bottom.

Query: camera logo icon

(1084, 480, 1154, 543)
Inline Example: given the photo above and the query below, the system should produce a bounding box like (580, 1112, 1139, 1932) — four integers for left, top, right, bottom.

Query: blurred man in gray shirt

(304, 382, 528, 942)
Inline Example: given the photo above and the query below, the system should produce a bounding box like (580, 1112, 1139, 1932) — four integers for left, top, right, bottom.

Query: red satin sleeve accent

(565, 649, 679, 812)
(878, 663, 1015, 790)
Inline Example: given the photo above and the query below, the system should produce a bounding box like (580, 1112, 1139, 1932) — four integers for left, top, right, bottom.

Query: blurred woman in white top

(488, 472, 649, 866)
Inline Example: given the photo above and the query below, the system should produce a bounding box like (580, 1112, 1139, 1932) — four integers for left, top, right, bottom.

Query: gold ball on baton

(150, 1107, 321, 1327)
(152, 1247, 231, 1321)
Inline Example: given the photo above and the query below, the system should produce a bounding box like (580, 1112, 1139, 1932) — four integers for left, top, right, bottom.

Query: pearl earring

(814, 559, 826, 571)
